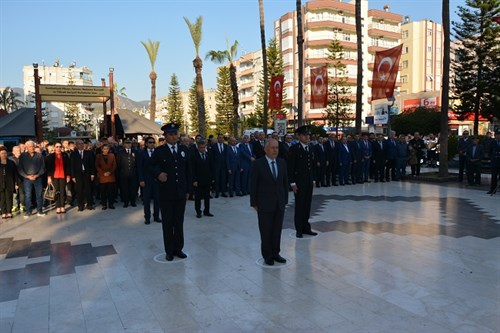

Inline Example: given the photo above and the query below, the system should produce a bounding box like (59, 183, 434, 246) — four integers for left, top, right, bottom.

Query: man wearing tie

(338, 136, 352, 185)
(150, 123, 192, 261)
(117, 139, 138, 207)
(238, 135, 255, 195)
(70, 140, 95, 211)
(287, 126, 317, 238)
(212, 134, 228, 198)
(466, 136, 484, 186)
(250, 139, 289, 265)
(137, 136, 161, 224)
(314, 136, 328, 187)
(226, 137, 241, 197)
(372, 133, 387, 182)
(191, 140, 214, 218)
(324, 133, 338, 186)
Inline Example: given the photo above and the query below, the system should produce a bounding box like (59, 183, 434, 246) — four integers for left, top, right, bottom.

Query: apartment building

(234, 50, 264, 117)
(272, 0, 402, 126)
(400, 19, 444, 95)
(22, 60, 94, 128)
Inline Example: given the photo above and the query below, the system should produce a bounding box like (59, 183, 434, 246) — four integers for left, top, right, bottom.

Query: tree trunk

(194, 56, 206, 138)
(296, 0, 304, 127)
(259, 0, 269, 133)
(150, 71, 157, 122)
(355, 0, 363, 133)
(439, 0, 450, 177)
(229, 63, 240, 137)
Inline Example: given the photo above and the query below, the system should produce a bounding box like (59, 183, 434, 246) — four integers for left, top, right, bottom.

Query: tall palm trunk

(296, 0, 304, 127)
(355, 0, 363, 132)
(259, 0, 269, 133)
(229, 63, 240, 137)
(439, 0, 450, 177)
(150, 71, 157, 122)
(194, 56, 207, 137)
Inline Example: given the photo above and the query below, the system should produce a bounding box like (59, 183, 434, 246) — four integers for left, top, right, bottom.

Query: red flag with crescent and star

(371, 44, 403, 101)
(268, 75, 284, 110)
(310, 66, 328, 109)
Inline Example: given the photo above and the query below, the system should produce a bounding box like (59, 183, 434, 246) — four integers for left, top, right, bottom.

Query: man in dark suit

(385, 131, 398, 181)
(137, 136, 160, 224)
(226, 137, 241, 197)
(349, 134, 363, 184)
(287, 126, 317, 238)
(372, 134, 387, 182)
(487, 130, 500, 194)
(150, 123, 192, 261)
(212, 134, 228, 198)
(250, 139, 289, 266)
(408, 132, 425, 176)
(337, 136, 352, 185)
(324, 134, 338, 186)
(191, 140, 214, 218)
(314, 136, 328, 187)
(466, 136, 484, 186)
(458, 130, 472, 182)
(238, 135, 255, 195)
(70, 139, 95, 211)
(116, 139, 138, 207)
(252, 132, 266, 159)
(360, 133, 372, 183)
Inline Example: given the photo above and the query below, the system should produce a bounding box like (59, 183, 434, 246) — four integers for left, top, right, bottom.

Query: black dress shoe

(221, 193, 228, 197)
(215, 194, 219, 198)
(86, 206, 94, 210)
(154, 218, 162, 223)
(78, 207, 84, 212)
(144, 220, 151, 225)
(204, 212, 214, 217)
(175, 251, 187, 259)
(196, 213, 202, 218)
(273, 255, 287, 263)
(487, 190, 493, 194)
(102, 206, 107, 210)
(264, 258, 274, 266)
(109, 205, 115, 209)
(131, 203, 137, 207)
(165, 254, 174, 261)
(296, 232, 303, 238)
(123, 204, 129, 208)
(303, 231, 318, 236)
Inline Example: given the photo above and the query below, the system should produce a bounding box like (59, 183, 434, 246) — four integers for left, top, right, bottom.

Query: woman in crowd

(0, 147, 18, 219)
(46, 142, 71, 214)
(95, 144, 117, 210)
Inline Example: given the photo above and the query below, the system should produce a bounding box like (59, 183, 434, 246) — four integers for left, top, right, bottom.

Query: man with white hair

(17, 141, 46, 218)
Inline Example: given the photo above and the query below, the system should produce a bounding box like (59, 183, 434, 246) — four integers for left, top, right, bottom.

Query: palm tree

(355, 0, 363, 132)
(206, 38, 240, 137)
(296, 0, 304, 127)
(439, 0, 450, 177)
(0, 87, 23, 112)
(258, 0, 269, 133)
(140, 39, 160, 122)
(184, 16, 207, 137)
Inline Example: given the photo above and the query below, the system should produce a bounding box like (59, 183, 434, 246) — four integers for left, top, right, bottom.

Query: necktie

(149, 149, 153, 157)
(271, 161, 277, 180)
(233, 147, 237, 154)
(127, 149, 130, 155)
(80, 151, 85, 171)
(202, 153, 206, 160)
(305, 145, 309, 152)
(172, 145, 176, 155)
(219, 144, 223, 153)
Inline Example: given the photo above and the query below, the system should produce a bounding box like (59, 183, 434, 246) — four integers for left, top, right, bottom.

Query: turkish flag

(310, 66, 328, 109)
(493, 16, 500, 24)
(371, 44, 403, 101)
(268, 75, 284, 110)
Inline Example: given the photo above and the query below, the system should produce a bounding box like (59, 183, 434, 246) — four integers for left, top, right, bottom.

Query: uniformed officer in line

(287, 125, 318, 238)
(150, 123, 192, 261)
(487, 129, 500, 195)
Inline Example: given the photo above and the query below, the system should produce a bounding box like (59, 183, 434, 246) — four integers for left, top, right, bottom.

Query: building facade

(22, 60, 94, 129)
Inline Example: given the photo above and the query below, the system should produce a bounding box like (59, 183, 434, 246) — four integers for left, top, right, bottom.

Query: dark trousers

(100, 182, 116, 207)
(23, 177, 43, 213)
(194, 186, 210, 214)
(351, 160, 363, 183)
(227, 169, 241, 195)
(325, 162, 337, 185)
(0, 188, 13, 214)
(120, 175, 138, 205)
(315, 163, 326, 186)
(385, 159, 396, 180)
(458, 154, 467, 181)
(74, 176, 92, 209)
(294, 182, 313, 233)
(52, 178, 66, 208)
(467, 161, 481, 185)
(490, 166, 499, 192)
(395, 157, 408, 179)
(214, 166, 227, 195)
(13, 180, 24, 210)
(142, 181, 159, 221)
(258, 207, 284, 260)
(160, 198, 186, 256)
(362, 158, 371, 181)
(411, 162, 421, 176)
(240, 167, 250, 194)
(339, 163, 350, 184)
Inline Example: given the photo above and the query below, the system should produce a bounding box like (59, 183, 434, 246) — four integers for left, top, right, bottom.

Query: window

(401, 75, 408, 83)
(343, 33, 351, 42)
(426, 59, 433, 67)
(403, 30, 409, 38)
(402, 60, 409, 69)
(427, 46, 432, 52)
(427, 29, 433, 36)
(403, 46, 409, 54)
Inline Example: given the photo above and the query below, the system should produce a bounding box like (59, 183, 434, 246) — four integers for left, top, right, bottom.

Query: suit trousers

(467, 161, 481, 185)
(294, 182, 313, 233)
(490, 166, 499, 192)
(52, 178, 66, 208)
(100, 182, 116, 207)
(74, 175, 92, 209)
(257, 208, 284, 260)
(0, 188, 13, 214)
(142, 181, 160, 220)
(120, 175, 138, 204)
(194, 186, 210, 214)
(240, 167, 250, 194)
(227, 169, 241, 195)
(160, 198, 186, 256)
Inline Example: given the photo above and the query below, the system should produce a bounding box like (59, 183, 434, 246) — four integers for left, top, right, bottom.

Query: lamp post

(33, 63, 43, 142)
(101, 78, 107, 137)
(109, 68, 115, 139)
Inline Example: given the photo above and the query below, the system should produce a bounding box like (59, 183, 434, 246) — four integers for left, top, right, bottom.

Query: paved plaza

(0, 177, 499, 333)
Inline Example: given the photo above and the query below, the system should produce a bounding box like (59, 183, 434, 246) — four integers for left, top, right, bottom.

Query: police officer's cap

(124, 139, 132, 144)
(161, 123, 179, 133)
(295, 125, 311, 135)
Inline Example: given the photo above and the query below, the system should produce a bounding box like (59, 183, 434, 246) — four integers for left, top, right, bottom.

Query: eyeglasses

(55, 145, 62, 148)
(147, 141, 155, 144)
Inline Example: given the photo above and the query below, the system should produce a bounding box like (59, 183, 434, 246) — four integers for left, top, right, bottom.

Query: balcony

(368, 9, 403, 23)
(307, 39, 357, 50)
(306, 1, 355, 15)
(368, 27, 401, 40)
(307, 20, 356, 33)
(306, 58, 357, 67)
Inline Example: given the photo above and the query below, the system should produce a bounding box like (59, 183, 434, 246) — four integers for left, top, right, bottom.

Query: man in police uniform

(287, 125, 318, 238)
(150, 123, 192, 261)
(487, 130, 500, 194)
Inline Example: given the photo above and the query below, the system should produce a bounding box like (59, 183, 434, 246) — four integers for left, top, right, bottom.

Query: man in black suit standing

(70, 140, 96, 211)
(137, 136, 160, 224)
(250, 139, 289, 266)
(287, 126, 317, 238)
(150, 123, 192, 261)
(191, 140, 214, 218)
(458, 130, 472, 182)
(212, 134, 228, 198)
(372, 133, 387, 182)
(117, 139, 138, 207)
(465, 136, 484, 186)
(314, 136, 328, 187)
(252, 131, 266, 159)
(324, 134, 338, 186)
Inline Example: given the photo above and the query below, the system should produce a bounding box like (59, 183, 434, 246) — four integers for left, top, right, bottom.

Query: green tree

(187, 78, 208, 135)
(140, 39, 160, 123)
(184, 16, 207, 137)
(258, 0, 269, 133)
(167, 74, 184, 129)
(355, 0, 363, 132)
(325, 40, 354, 135)
(391, 107, 441, 135)
(0, 87, 23, 112)
(255, 38, 287, 128)
(64, 69, 80, 129)
(206, 38, 240, 136)
(214, 66, 233, 135)
(452, 0, 500, 134)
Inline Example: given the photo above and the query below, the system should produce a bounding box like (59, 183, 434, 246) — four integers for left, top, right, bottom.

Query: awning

(0, 108, 36, 137)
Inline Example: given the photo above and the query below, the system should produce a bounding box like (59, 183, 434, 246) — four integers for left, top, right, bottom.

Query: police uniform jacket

(287, 143, 315, 186)
(490, 139, 500, 168)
